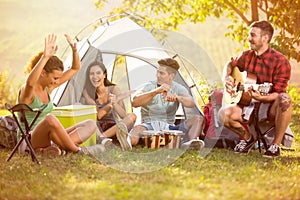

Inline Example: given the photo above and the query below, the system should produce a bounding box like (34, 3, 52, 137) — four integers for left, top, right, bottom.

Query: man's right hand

(156, 83, 170, 98)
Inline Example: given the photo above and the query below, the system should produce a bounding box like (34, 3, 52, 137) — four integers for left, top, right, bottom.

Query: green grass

(0, 113, 299, 200)
(1, 94, 300, 200)
(0, 146, 299, 200)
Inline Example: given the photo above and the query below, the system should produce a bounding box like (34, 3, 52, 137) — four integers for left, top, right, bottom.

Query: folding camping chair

(5, 103, 47, 164)
(251, 102, 274, 153)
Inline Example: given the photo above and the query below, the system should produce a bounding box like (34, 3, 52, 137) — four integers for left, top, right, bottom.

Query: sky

(0, 0, 119, 79)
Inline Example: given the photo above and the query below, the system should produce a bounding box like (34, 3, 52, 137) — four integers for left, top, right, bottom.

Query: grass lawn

(1, 99, 299, 200)
(0, 145, 299, 200)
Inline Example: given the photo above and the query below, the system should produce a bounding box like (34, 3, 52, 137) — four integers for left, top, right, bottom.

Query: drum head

(141, 130, 162, 136)
(161, 130, 184, 135)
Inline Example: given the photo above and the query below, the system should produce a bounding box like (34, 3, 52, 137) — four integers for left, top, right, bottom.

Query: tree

(0, 70, 20, 109)
(95, 0, 300, 62)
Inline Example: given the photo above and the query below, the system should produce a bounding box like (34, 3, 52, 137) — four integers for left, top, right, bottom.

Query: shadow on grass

(91, 146, 186, 173)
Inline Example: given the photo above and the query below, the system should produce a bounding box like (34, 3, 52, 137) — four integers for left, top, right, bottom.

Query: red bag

(203, 89, 223, 138)
(203, 89, 240, 149)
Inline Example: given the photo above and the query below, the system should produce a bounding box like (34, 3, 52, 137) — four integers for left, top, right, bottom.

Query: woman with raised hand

(18, 34, 104, 156)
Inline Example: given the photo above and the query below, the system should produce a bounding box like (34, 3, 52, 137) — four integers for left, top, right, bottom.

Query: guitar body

(238, 92, 252, 106)
(223, 66, 272, 106)
(237, 71, 257, 106)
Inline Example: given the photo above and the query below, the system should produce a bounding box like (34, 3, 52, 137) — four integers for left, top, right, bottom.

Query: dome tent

(51, 15, 221, 124)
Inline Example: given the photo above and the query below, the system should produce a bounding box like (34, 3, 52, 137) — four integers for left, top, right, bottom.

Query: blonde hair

(24, 51, 64, 75)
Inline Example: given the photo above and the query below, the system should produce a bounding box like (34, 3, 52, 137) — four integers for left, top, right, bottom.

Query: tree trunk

(251, 0, 259, 22)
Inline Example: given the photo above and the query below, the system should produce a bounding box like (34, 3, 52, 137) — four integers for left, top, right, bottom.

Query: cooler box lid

(52, 105, 96, 117)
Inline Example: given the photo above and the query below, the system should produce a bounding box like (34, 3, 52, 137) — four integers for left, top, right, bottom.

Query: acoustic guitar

(223, 67, 272, 106)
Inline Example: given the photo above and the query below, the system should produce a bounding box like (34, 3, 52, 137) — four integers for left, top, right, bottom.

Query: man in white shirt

(116, 58, 205, 151)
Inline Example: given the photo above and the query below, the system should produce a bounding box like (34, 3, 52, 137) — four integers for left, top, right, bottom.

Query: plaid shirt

(232, 47, 291, 93)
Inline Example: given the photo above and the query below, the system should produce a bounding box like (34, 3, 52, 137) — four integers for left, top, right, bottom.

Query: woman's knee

(83, 119, 97, 132)
(86, 119, 96, 126)
(44, 114, 61, 128)
(127, 112, 137, 123)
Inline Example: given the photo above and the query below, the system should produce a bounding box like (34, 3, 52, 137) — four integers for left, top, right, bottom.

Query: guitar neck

(237, 83, 259, 91)
(237, 82, 272, 94)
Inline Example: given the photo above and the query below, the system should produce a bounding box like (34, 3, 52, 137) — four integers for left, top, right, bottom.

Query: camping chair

(250, 102, 273, 153)
(5, 103, 47, 164)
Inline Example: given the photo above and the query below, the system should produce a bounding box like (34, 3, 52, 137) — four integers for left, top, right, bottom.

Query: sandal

(35, 146, 61, 157)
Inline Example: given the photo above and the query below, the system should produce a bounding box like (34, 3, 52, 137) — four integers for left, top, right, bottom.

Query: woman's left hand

(65, 34, 77, 51)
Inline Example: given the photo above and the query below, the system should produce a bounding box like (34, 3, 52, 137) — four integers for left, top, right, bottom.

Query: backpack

(0, 115, 18, 149)
(203, 89, 240, 149)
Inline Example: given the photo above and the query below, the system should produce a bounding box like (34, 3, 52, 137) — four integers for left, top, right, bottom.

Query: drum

(141, 130, 164, 149)
(161, 130, 184, 149)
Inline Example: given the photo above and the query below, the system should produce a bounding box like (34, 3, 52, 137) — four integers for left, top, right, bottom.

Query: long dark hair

(84, 61, 115, 99)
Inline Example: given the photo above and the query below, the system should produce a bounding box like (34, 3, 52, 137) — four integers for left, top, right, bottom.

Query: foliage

(287, 84, 299, 100)
(0, 70, 21, 109)
(288, 84, 300, 114)
(95, 0, 300, 62)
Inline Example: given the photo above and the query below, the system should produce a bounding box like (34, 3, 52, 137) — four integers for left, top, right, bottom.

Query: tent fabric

(51, 16, 219, 124)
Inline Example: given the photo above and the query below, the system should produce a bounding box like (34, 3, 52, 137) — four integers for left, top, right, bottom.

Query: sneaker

(263, 144, 280, 158)
(101, 138, 114, 149)
(181, 138, 205, 150)
(97, 136, 113, 148)
(234, 136, 255, 154)
(116, 122, 132, 151)
(79, 144, 105, 155)
(35, 146, 61, 157)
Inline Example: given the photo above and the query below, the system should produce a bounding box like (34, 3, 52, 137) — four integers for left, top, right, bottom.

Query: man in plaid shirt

(219, 20, 292, 157)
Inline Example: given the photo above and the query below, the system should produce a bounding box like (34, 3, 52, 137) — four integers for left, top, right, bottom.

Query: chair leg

(254, 125, 263, 153)
(7, 135, 40, 164)
(258, 133, 269, 152)
(254, 124, 272, 153)
(7, 137, 24, 162)
(252, 103, 275, 154)
(24, 136, 40, 164)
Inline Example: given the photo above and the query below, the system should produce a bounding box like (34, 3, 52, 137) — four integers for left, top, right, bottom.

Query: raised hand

(44, 34, 58, 57)
(64, 34, 77, 51)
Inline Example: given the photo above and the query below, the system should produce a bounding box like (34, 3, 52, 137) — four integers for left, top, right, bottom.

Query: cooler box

(51, 105, 97, 147)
